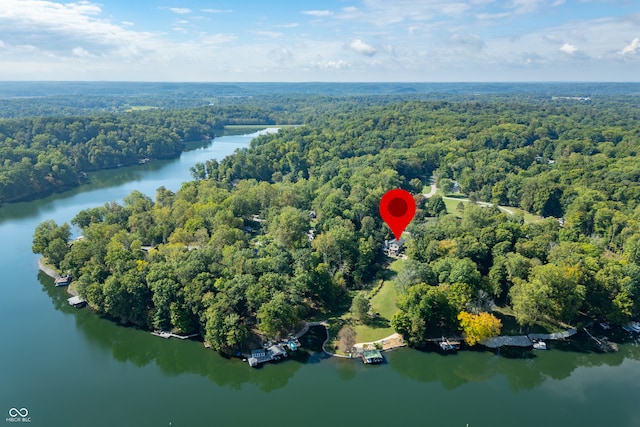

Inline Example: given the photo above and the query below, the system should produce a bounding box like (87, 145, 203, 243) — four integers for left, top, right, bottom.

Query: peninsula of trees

(0, 109, 225, 203)
(32, 95, 640, 353)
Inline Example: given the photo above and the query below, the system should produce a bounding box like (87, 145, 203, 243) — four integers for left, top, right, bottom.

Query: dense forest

(0, 94, 422, 203)
(32, 95, 640, 353)
(0, 109, 226, 203)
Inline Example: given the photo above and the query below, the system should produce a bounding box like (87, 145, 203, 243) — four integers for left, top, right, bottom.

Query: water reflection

(39, 272, 309, 392)
(389, 339, 639, 391)
(39, 268, 640, 395)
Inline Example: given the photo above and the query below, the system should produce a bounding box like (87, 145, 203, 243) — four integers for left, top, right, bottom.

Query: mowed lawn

(443, 197, 542, 223)
(353, 259, 404, 343)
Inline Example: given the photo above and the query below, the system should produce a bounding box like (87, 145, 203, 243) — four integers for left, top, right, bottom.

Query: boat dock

(55, 275, 72, 286)
(481, 329, 578, 349)
(362, 349, 384, 364)
(67, 295, 86, 308)
(247, 343, 289, 367)
(481, 335, 533, 348)
(151, 331, 200, 340)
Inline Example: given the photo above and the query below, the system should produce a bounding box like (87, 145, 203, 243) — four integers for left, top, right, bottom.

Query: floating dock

(151, 331, 199, 340)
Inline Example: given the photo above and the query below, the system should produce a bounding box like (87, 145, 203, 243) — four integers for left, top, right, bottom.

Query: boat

(624, 322, 640, 333)
(439, 337, 461, 351)
(533, 340, 547, 350)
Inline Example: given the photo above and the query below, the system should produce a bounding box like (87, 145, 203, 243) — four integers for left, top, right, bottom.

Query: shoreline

(38, 257, 78, 296)
(38, 259, 619, 358)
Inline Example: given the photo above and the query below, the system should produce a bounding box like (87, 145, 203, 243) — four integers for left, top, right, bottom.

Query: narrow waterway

(1, 129, 639, 427)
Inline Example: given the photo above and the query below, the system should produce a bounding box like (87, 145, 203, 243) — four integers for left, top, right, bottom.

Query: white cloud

(449, 34, 486, 51)
(0, 0, 637, 81)
(302, 10, 334, 17)
(252, 30, 284, 39)
(508, 0, 545, 14)
(560, 43, 578, 54)
(121, 21, 134, 26)
(619, 37, 640, 55)
(0, 0, 160, 59)
(268, 46, 293, 64)
(313, 59, 350, 69)
(337, 0, 471, 26)
(72, 46, 92, 58)
(348, 39, 377, 56)
(202, 9, 232, 14)
(199, 34, 237, 46)
(169, 8, 191, 14)
(0, 0, 239, 78)
(477, 12, 511, 20)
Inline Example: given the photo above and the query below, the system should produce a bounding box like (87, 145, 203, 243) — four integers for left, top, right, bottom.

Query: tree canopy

(31, 93, 640, 353)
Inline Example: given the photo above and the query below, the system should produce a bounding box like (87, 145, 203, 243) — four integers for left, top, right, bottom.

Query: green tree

(510, 264, 586, 326)
(32, 219, 71, 254)
(269, 206, 310, 249)
(351, 293, 371, 323)
(257, 292, 296, 338)
(426, 195, 447, 217)
(204, 304, 248, 354)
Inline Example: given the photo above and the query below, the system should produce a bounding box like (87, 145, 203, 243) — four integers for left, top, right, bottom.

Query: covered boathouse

(362, 349, 384, 364)
(247, 344, 288, 367)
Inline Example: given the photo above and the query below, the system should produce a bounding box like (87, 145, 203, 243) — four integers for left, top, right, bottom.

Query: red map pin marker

(379, 189, 416, 240)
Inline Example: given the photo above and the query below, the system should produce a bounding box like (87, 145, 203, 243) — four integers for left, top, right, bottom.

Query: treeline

(33, 96, 640, 353)
(0, 109, 225, 203)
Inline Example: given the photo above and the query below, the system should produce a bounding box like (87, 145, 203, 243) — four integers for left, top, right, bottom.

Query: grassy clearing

(505, 206, 544, 223)
(443, 196, 543, 223)
(443, 197, 466, 218)
(353, 259, 404, 343)
(125, 106, 159, 111)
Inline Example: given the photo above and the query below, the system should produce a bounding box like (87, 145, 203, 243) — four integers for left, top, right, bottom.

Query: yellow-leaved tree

(458, 311, 502, 346)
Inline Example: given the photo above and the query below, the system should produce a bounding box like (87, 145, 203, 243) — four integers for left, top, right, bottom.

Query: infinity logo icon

(8, 408, 28, 417)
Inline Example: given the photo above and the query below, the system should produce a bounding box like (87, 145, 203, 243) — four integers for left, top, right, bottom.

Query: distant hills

(1, 81, 639, 99)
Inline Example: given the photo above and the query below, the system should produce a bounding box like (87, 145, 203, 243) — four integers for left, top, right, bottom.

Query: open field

(443, 196, 543, 223)
(125, 106, 160, 111)
(353, 259, 403, 343)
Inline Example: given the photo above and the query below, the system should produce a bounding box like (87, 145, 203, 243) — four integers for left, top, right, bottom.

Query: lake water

(1, 129, 640, 427)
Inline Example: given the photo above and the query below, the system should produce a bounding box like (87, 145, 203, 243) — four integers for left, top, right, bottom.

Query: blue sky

(0, 0, 638, 81)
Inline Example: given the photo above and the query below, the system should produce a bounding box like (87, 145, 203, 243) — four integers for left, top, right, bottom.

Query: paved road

(423, 176, 516, 216)
(423, 183, 437, 198)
